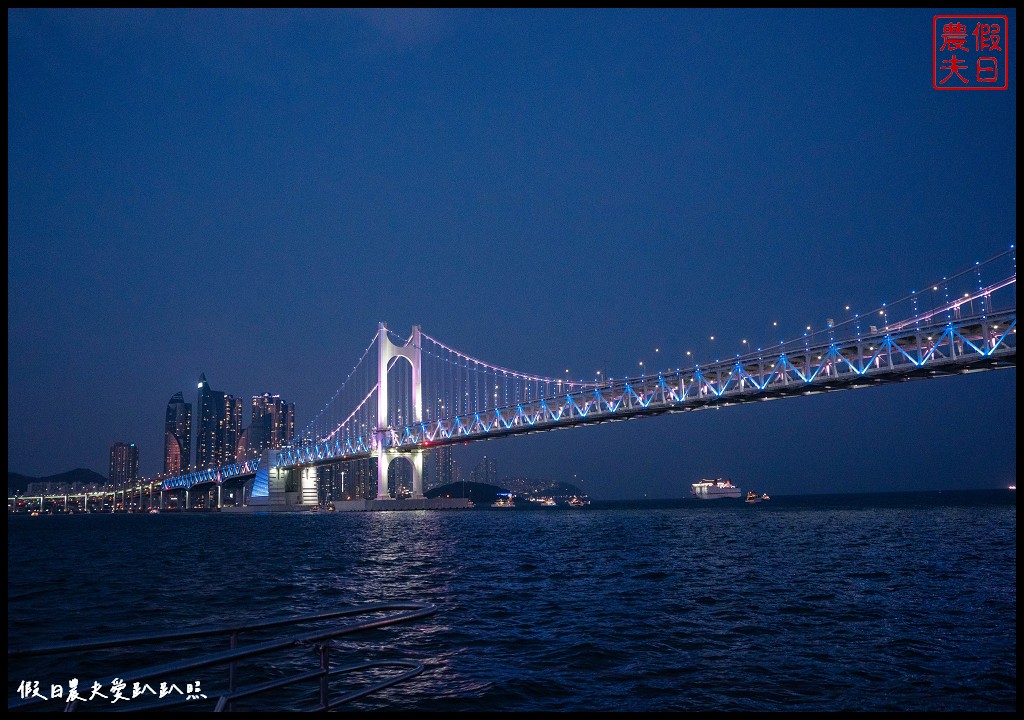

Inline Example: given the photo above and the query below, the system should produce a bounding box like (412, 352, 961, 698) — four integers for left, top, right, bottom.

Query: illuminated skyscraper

(351, 458, 372, 499)
(250, 393, 296, 453)
(223, 394, 243, 466)
(234, 425, 253, 463)
(163, 392, 192, 475)
(471, 455, 498, 485)
(432, 445, 453, 489)
(317, 461, 343, 504)
(196, 373, 217, 469)
(196, 373, 244, 469)
(109, 442, 139, 489)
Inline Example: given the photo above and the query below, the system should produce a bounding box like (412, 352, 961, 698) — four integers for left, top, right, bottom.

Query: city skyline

(154, 378, 298, 475)
(8, 9, 1016, 499)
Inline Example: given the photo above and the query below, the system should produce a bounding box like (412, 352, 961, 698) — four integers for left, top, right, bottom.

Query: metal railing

(8, 602, 437, 712)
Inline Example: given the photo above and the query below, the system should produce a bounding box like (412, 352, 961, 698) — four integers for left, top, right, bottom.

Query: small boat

(745, 492, 761, 504)
(761, 493, 770, 501)
(148, 508, 160, 514)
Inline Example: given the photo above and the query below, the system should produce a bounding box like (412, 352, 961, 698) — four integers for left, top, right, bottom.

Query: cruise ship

(690, 478, 742, 500)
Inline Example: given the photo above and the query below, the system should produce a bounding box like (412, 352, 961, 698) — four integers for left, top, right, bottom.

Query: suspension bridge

(126, 248, 1024, 509)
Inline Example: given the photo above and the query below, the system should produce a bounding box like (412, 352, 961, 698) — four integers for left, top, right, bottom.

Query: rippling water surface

(8, 490, 1016, 711)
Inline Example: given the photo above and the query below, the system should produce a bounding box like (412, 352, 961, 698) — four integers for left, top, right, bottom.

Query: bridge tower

(376, 323, 425, 500)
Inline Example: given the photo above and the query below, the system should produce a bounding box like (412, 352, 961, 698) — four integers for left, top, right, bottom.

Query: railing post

(318, 642, 330, 710)
(228, 631, 237, 712)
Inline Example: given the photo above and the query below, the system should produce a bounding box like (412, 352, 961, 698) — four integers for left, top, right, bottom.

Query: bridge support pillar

(375, 323, 423, 500)
(376, 449, 391, 500)
(409, 450, 425, 499)
(300, 466, 319, 506)
(375, 450, 426, 500)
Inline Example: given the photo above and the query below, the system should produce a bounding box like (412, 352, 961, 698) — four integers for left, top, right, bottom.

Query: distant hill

(425, 481, 508, 504)
(8, 468, 108, 494)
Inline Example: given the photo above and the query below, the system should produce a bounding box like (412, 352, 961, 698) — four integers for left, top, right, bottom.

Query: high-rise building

(234, 425, 254, 463)
(223, 394, 243, 466)
(317, 461, 343, 504)
(234, 393, 295, 461)
(109, 442, 139, 489)
(196, 373, 219, 470)
(348, 458, 373, 499)
(249, 393, 296, 454)
(163, 392, 192, 476)
(471, 455, 498, 485)
(432, 445, 453, 489)
(196, 373, 244, 469)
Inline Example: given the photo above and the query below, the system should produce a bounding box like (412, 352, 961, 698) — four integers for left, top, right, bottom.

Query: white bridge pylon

(376, 323, 424, 500)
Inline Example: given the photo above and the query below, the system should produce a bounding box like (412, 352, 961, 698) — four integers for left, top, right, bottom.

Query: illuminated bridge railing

(161, 458, 261, 491)
(275, 435, 374, 469)
(388, 309, 1016, 449)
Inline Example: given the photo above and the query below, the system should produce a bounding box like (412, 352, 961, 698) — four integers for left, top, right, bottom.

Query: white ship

(491, 494, 515, 508)
(690, 478, 742, 500)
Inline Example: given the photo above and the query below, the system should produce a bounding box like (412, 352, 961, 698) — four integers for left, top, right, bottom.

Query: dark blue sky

(8, 9, 1016, 498)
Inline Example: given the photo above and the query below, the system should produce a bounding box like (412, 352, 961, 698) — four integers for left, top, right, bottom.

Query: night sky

(8, 9, 1016, 499)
